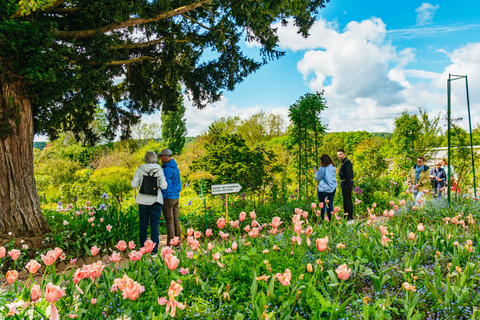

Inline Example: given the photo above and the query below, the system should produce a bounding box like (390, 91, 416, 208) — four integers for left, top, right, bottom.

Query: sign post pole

(211, 183, 242, 222)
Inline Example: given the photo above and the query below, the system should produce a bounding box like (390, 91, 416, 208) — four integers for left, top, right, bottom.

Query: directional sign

(211, 183, 242, 195)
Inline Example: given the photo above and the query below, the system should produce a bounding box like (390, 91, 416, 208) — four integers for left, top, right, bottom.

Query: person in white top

(131, 151, 167, 254)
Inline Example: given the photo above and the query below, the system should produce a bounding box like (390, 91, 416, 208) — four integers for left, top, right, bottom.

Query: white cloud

(415, 3, 440, 25)
(274, 17, 480, 133)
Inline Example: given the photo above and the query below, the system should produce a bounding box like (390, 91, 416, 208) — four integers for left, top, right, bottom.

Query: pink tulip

(336, 264, 351, 280)
(388, 210, 395, 218)
(194, 231, 202, 239)
(244, 225, 251, 232)
(239, 211, 247, 222)
(161, 246, 174, 259)
(190, 239, 200, 251)
(207, 243, 213, 251)
(225, 248, 233, 253)
(232, 242, 238, 251)
(379, 226, 388, 236)
(45, 283, 65, 303)
(114, 274, 133, 291)
(116, 241, 127, 252)
(408, 232, 415, 240)
(319, 202, 324, 209)
(393, 205, 399, 211)
(293, 222, 302, 234)
(217, 218, 226, 229)
(144, 240, 155, 253)
(54, 247, 63, 259)
(311, 203, 317, 209)
(180, 268, 189, 275)
(25, 259, 41, 274)
(275, 269, 291, 286)
(122, 281, 145, 301)
(316, 236, 328, 252)
(73, 265, 91, 284)
(251, 219, 259, 227)
(316, 210, 321, 217)
(41, 250, 57, 266)
(8, 249, 21, 261)
(248, 227, 260, 239)
(381, 235, 391, 247)
(372, 203, 377, 208)
(186, 251, 193, 258)
(165, 254, 179, 270)
(128, 241, 136, 250)
(412, 206, 418, 211)
(250, 211, 257, 219)
(212, 252, 224, 267)
(0, 247, 5, 258)
(109, 252, 121, 263)
(90, 261, 105, 279)
(6, 270, 18, 285)
(110, 283, 118, 292)
(170, 237, 180, 246)
(129, 250, 142, 262)
(417, 199, 423, 205)
(205, 229, 213, 237)
(399, 200, 406, 206)
(31, 284, 41, 301)
(389, 201, 395, 206)
(187, 228, 194, 237)
(91, 298, 97, 304)
(229, 220, 240, 229)
(333, 206, 341, 213)
(417, 223, 425, 232)
(106, 225, 112, 232)
(305, 226, 313, 237)
(219, 231, 230, 240)
(90, 246, 100, 256)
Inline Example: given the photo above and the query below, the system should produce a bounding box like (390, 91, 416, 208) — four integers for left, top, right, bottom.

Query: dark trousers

(163, 198, 181, 246)
(341, 180, 354, 219)
(139, 202, 162, 254)
(318, 189, 336, 221)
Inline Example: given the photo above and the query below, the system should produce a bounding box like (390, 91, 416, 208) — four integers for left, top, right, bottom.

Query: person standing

(158, 149, 182, 248)
(441, 158, 457, 197)
(314, 154, 337, 221)
(430, 162, 446, 199)
(337, 149, 354, 220)
(407, 156, 430, 202)
(131, 151, 168, 255)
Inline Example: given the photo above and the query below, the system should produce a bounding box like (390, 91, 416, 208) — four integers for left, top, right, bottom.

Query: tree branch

(50, 0, 211, 40)
(181, 14, 211, 31)
(10, 0, 65, 19)
(104, 56, 158, 65)
(108, 37, 167, 50)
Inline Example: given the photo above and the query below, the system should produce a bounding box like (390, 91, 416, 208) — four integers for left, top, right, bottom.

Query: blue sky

(167, 0, 480, 136)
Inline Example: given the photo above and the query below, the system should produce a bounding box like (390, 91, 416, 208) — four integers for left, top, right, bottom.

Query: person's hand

(413, 184, 419, 190)
(430, 175, 435, 179)
(313, 168, 318, 173)
(436, 177, 441, 181)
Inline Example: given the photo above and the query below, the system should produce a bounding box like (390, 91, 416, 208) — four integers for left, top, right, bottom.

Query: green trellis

(447, 74, 477, 204)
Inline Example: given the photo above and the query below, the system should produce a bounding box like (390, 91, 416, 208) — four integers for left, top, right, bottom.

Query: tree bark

(0, 81, 51, 236)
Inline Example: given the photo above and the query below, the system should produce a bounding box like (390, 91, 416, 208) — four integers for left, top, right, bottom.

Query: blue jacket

(314, 164, 337, 193)
(161, 158, 181, 199)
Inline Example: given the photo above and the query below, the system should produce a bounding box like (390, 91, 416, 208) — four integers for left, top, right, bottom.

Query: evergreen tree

(161, 90, 188, 155)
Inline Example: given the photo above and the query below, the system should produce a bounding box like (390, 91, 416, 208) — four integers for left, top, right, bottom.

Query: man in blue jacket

(158, 149, 182, 248)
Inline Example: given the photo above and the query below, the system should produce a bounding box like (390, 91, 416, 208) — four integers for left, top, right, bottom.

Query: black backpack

(139, 170, 158, 196)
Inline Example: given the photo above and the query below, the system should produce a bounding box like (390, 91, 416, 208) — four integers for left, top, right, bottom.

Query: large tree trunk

(0, 81, 51, 236)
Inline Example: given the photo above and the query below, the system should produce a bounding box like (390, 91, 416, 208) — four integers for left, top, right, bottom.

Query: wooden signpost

(211, 183, 242, 222)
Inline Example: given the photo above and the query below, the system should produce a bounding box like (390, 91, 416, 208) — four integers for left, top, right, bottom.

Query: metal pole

(465, 76, 477, 199)
(447, 74, 452, 205)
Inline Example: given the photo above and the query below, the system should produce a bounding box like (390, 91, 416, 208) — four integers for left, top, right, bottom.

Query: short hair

(320, 154, 334, 167)
(337, 149, 345, 154)
(417, 156, 425, 161)
(144, 151, 158, 163)
(442, 158, 448, 165)
(158, 148, 173, 157)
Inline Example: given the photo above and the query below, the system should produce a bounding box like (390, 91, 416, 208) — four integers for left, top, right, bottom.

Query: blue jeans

(139, 203, 162, 254)
(318, 189, 336, 221)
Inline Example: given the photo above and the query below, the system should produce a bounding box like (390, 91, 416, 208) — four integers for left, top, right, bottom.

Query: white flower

(22, 244, 28, 250)
(20, 239, 25, 244)
(8, 232, 12, 236)
(63, 220, 69, 226)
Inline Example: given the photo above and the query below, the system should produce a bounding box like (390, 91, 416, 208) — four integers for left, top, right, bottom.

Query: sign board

(211, 183, 242, 195)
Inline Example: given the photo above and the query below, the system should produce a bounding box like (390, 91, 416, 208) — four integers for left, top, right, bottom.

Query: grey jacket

(131, 164, 168, 205)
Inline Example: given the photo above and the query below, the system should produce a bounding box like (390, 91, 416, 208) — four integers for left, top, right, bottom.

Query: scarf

(415, 165, 424, 184)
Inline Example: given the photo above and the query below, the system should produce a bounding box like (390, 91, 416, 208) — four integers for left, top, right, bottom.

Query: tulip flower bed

(1, 197, 480, 319)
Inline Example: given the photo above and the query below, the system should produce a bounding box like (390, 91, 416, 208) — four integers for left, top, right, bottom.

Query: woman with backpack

(131, 151, 168, 255)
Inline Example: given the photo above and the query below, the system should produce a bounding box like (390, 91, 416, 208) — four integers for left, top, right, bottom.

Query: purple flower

(353, 187, 363, 195)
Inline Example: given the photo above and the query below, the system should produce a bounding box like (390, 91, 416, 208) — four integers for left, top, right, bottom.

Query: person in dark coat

(430, 162, 446, 199)
(337, 149, 354, 220)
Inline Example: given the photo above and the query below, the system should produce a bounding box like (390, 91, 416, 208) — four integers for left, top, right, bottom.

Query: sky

(158, 0, 480, 137)
(35, 0, 480, 141)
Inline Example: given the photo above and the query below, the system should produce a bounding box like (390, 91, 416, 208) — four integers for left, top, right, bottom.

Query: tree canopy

(1, 0, 329, 143)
